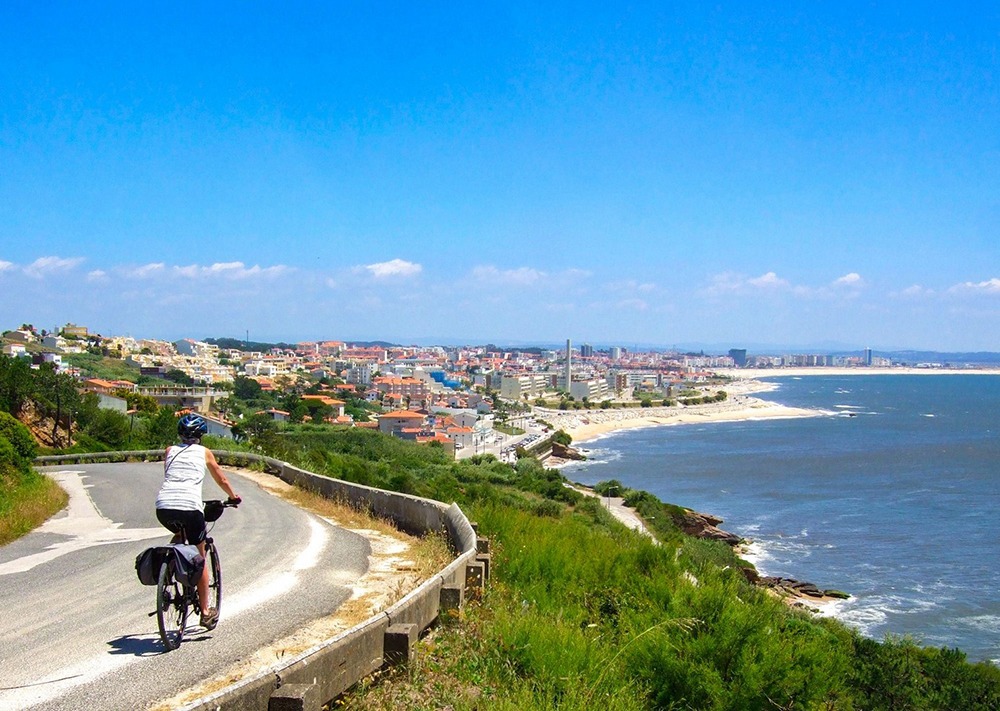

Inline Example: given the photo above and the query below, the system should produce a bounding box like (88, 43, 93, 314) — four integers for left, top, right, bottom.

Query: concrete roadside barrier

(35, 450, 486, 711)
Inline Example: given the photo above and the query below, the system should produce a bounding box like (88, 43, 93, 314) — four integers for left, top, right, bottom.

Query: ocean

(560, 374, 1000, 663)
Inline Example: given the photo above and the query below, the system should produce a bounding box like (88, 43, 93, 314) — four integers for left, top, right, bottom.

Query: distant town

(1, 321, 989, 461)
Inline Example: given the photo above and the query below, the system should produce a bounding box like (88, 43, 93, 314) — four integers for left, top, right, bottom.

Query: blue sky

(1, 3, 998, 351)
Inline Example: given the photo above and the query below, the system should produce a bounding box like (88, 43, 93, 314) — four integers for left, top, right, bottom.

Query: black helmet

(177, 413, 208, 440)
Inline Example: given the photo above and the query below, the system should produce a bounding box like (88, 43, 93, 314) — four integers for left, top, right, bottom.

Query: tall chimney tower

(565, 339, 572, 392)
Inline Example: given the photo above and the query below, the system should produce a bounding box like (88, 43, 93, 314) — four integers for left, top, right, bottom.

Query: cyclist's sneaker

(200, 607, 219, 630)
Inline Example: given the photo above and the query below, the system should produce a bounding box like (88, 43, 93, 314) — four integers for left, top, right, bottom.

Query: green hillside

(259, 428, 1000, 710)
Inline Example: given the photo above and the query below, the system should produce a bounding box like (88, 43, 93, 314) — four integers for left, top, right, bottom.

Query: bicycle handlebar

(205, 498, 241, 508)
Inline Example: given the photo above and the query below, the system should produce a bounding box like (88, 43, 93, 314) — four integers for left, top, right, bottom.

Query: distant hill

(205, 337, 403, 352)
(346, 341, 399, 349)
(205, 337, 299, 352)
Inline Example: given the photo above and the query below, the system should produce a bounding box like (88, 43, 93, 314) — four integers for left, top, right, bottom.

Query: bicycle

(153, 499, 239, 650)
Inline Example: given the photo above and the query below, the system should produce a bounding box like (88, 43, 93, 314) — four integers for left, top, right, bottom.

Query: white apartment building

(173, 339, 220, 359)
(347, 362, 378, 386)
(570, 378, 611, 402)
(244, 360, 287, 377)
(606, 369, 661, 393)
(499, 374, 552, 400)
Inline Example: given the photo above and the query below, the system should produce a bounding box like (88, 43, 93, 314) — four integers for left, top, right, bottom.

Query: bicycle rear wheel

(156, 560, 189, 650)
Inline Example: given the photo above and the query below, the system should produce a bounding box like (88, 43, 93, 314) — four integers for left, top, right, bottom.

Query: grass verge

(0, 471, 68, 545)
(339, 498, 1000, 710)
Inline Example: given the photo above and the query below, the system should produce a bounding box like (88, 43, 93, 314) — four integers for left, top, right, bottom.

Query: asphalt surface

(0, 461, 370, 710)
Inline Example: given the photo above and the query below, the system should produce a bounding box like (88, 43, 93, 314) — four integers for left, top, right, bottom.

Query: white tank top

(155, 443, 207, 511)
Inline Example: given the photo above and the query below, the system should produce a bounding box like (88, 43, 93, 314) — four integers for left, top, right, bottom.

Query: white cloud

(23, 256, 84, 278)
(948, 278, 1000, 296)
(471, 265, 545, 286)
(0, 260, 14, 273)
(173, 264, 201, 279)
(747, 271, 790, 289)
(125, 262, 166, 279)
(87, 270, 108, 282)
(894, 284, 934, 298)
(468, 266, 593, 292)
(704, 270, 791, 296)
(365, 258, 422, 279)
(832, 272, 864, 288)
(122, 261, 290, 280)
(172, 262, 290, 280)
(705, 270, 870, 301)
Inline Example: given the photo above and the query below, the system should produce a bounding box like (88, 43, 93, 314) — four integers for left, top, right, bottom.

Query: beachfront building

(499, 373, 552, 401)
(787, 354, 835, 367)
(570, 377, 611, 402)
(608, 369, 660, 391)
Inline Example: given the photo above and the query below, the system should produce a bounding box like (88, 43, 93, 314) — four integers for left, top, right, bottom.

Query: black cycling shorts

(156, 508, 207, 545)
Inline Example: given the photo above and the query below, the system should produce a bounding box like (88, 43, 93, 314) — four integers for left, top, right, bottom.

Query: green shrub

(0, 411, 37, 465)
(83, 408, 132, 449)
(594, 479, 624, 496)
(532, 499, 564, 517)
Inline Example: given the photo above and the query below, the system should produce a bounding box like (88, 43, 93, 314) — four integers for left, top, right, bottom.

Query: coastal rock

(551, 442, 586, 461)
(756, 576, 849, 601)
(676, 510, 743, 546)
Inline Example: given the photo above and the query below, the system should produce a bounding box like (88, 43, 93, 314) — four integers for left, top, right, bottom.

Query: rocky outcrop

(675, 510, 743, 546)
(18, 401, 74, 449)
(741, 571, 851, 602)
(551, 442, 586, 461)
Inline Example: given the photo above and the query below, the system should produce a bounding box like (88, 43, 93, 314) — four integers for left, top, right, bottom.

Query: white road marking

(0, 502, 332, 710)
(0, 471, 163, 576)
(0, 642, 149, 711)
(214, 517, 329, 618)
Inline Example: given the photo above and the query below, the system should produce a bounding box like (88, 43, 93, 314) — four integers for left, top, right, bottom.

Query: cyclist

(155, 413, 241, 630)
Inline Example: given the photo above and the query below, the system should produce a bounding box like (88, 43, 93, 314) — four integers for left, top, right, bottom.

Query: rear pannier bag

(135, 544, 205, 587)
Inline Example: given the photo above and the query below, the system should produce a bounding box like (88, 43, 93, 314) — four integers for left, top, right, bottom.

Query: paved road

(0, 462, 370, 711)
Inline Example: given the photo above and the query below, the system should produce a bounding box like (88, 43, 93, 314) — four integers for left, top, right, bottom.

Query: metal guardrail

(35, 450, 489, 711)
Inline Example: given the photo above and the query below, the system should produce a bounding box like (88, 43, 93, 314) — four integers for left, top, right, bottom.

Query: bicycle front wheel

(156, 560, 189, 650)
(206, 542, 222, 617)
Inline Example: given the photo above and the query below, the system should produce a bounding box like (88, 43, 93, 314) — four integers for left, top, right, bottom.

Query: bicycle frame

(154, 499, 237, 650)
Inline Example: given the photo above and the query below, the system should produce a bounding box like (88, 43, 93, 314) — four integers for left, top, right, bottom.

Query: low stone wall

(35, 450, 489, 711)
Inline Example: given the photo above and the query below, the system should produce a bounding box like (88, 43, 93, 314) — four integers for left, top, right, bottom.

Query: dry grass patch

(150, 468, 454, 711)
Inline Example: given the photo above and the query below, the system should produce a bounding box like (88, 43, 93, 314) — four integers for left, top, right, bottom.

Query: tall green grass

(343, 496, 1000, 710)
(0, 471, 67, 545)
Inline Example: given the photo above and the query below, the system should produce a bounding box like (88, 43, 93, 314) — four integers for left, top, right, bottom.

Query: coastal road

(0, 462, 370, 711)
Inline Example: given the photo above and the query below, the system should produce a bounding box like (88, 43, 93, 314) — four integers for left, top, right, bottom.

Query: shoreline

(568, 482, 846, 614)
(542, 389, 828, 446)
(543, 371, 1000, 633)
(542, 367, 1000, 447)
(718, 366, 1000, 378)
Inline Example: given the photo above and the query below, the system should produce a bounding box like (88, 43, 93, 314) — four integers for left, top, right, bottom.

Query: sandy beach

(541, 366, 1000, 446)
(540, 380, 829, 445)
(717, 366, 1000, 378)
